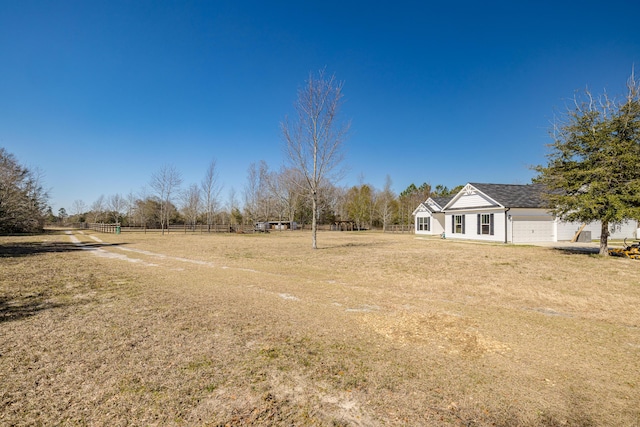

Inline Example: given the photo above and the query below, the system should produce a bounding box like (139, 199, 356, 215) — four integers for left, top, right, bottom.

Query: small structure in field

(331, 220, 356, 231)
(254, 221, 298, 232)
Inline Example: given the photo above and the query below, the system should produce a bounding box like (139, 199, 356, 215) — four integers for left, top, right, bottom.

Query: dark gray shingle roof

(431, 196, 454, 209)
(468, 183, 546, 208)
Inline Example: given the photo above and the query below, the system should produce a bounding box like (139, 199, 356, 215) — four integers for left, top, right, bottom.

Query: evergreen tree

(0, 148, 49, 233)
(534, 73, 640, 255)
(346, 184, 373, 230)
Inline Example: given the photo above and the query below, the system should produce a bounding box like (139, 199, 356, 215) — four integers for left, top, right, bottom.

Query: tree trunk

(599, 220, 609, 256)
(311, 193, 318, 249)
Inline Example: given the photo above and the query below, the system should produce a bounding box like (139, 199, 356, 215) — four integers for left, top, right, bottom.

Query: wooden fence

(77, 222, 415, 234)
(82, 223, 262, 234)
(386, 224, 415, 233)
(123, 224, 223, 233)
(86, 223, 121, 233)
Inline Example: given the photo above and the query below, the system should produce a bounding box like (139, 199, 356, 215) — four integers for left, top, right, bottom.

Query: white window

(478, 213, 494, 235)
(453, 215, 465, 234)
(418, 217, 430, 231)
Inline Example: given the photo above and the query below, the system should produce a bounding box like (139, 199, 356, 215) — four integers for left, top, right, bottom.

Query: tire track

(65, 231, 158, 266)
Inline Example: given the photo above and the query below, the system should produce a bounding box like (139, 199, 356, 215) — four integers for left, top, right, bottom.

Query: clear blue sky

(2, 0, 639, 213)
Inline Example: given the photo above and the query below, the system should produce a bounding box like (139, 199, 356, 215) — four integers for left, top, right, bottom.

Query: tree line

(55, 157, 457, 233)
(0, 148, 49, 233)
(4, 70, 638, 254)
(51, 70, 461, 237)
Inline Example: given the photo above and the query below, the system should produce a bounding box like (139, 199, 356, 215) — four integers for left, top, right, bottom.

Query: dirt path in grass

(64, 231, 318, 306)
(66, 230, 260, 272)
(65, 231, 159, 266)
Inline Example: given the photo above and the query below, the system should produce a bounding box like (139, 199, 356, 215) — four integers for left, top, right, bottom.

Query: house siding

(609, 220, 639, 239)
(447, 193, 498, 210)
(413, 198, 449, 236)
(431, 213, 446, 235)
(414, 210, 445, 235)
(414, 210, 429, 235)
(445, 210, 506, 242)
(556, 220, 638, 241)
(414, 183, 639, 243)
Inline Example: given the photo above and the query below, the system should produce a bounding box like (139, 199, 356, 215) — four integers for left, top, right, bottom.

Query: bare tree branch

(150, 164, 182, 235)
(281, 69, 350, 249)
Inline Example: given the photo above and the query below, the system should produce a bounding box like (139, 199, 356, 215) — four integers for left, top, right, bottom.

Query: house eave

(445, 205, 505, 212)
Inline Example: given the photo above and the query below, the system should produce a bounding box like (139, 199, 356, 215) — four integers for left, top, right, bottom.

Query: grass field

(1, 229, 639, 426)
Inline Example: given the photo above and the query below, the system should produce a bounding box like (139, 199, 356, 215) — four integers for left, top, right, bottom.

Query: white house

(412, 196, 453, 237)
(414, 182, 638, 243)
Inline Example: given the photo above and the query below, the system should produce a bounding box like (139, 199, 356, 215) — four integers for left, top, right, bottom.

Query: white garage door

(512, 219, 554, 243)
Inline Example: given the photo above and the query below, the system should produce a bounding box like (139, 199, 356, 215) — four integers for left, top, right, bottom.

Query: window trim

(452, 214, 465, 234)
(417, 216, 430, 231)
(477, 213, 494, 235)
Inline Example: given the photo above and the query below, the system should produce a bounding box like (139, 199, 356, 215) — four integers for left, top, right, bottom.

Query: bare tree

(150, 164, 183, 235)
(377, 175, 396, 232)
(134, 187, 151, 229)
(243, 161, 272, 225)
(243, 163, 260, 224)
(265, 166, 304, 228)
(90, 195, 106, 223)
(71, 199, 86, 219)
(281, 69, 350, 249)
(125, 191, 136, 225)
(108, 193, 127, 223)
(201, 159, 223, 232)
(181, 184, 202, 230)
(257, 162, 273, 222)
(227, 187, 242, 227)
(318, 181, 343, 225)
(282, 167, 305, 224)
(332, 185, 349, 223)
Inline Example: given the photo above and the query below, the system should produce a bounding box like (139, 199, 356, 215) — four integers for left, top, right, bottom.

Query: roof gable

(412, 203, 429, 215)
(413, 196, 452, 215)
(445, 184, 501, 210)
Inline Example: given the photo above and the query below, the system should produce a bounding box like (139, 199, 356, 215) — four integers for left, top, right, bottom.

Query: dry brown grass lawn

(1, 229, 639, 426)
